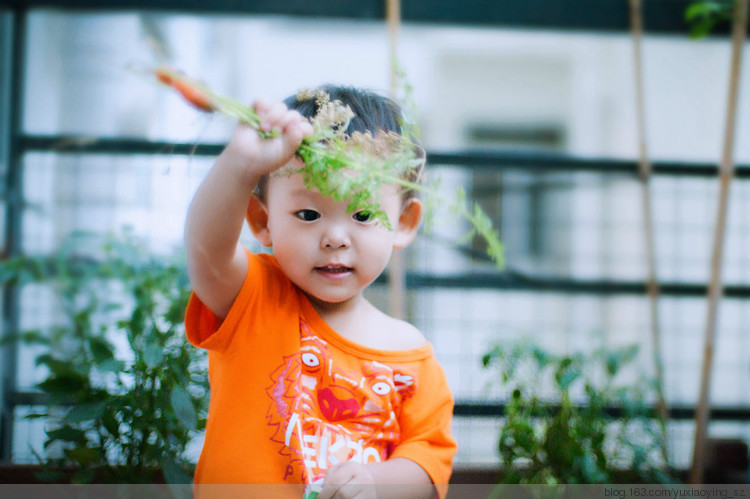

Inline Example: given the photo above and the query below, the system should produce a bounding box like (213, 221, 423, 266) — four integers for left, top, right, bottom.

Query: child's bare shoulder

(367, 306, 427, 351)
(389, 318, 428, 350)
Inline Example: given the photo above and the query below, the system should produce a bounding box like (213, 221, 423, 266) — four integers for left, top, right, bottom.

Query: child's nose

(321, 223, 351, 249)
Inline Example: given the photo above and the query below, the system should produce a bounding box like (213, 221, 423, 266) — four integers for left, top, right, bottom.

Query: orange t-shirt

(185, 251, 456, 491)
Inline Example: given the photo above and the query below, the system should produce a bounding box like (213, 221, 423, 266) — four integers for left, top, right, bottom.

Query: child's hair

(254, 84, 423, 202)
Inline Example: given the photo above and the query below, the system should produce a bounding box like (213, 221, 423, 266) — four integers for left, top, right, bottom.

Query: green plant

(685, 1, 736, 39)
(0, 230, 208, 484)
(481, 339, 676, 484)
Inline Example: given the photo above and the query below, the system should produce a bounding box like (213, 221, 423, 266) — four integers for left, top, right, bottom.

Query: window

(2, 5, 750, 474)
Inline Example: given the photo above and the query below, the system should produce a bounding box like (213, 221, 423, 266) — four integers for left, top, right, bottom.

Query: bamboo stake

(690, 0, 748, 484)
(386, 0, 406, 319)
(628, 0, 670, 462)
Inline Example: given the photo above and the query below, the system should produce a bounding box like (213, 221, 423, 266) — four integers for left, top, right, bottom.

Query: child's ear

(393, 198, 423, 249)
(246, 194, 273, 248)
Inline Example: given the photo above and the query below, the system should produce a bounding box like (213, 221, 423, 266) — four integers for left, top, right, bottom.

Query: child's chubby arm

(184, 100, 313, 318)
(317, 458, 436, 499)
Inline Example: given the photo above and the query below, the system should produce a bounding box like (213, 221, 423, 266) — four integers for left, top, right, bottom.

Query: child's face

(249, 159, 420, 308)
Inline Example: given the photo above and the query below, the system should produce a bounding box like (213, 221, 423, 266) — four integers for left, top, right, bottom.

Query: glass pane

(22, 152, 263, 254)
(23, 11, 392, 141)
(22, 11, 750, 164)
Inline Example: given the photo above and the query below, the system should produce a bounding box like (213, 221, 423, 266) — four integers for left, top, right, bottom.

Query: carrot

(154, 68, 174, 86)
(154, 68, 215, 112)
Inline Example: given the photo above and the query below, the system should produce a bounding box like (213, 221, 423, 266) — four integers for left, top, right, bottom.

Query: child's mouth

(315, 264, 353, 275)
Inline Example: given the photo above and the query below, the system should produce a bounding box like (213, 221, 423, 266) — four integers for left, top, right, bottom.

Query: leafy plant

(0, 230, 208, 484)
(481, 339, 676, 484)
(151, 66, 505, 268)
(685, 1, 736, 39)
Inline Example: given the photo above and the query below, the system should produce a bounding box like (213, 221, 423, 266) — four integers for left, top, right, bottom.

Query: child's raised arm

(184, 100, 312, 318)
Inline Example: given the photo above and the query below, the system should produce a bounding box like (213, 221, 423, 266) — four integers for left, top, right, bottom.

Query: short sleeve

(390, 356, 456, 497)
(185, 250, 293, 351)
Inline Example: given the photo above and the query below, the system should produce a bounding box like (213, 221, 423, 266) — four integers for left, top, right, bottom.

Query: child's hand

(317, 462, 377, 499)
(224, 99, 313, 180)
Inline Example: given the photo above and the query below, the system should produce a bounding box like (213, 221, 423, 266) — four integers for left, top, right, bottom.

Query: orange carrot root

(155, 68, 215, 112)
(154, 68, 174, 86)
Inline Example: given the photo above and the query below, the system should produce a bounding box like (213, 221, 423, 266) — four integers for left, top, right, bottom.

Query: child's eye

(352, 211, 373, 223)
(294, 209, 320, 222)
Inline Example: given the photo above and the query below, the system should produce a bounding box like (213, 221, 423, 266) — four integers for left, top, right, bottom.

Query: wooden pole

(627, 0, 670, 462)
(387, 0, 401, 93)
(689, 0, 748, 484)
(386, 0, 406, 319)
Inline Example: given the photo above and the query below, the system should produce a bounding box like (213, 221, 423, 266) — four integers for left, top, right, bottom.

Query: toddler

(184, 85, 456, 499)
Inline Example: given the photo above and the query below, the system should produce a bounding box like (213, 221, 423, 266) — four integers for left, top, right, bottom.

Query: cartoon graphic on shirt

(265, 320, 417, 485)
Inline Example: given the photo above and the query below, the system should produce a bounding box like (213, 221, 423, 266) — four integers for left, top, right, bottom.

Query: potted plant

(481, 338, 677, 484)
(0, 230, 208, 484)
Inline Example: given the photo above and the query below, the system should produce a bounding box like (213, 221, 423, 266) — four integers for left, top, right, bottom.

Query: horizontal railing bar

(6, 245, 750, 298)
(20, 135, 225, 156)
(0, 0, 738, 36)
(428, 149, 750, 178)
(11, 391, 750, 421)
(19, 135, 750, 178)
(453, 401, 750, 420)
(395, 272, 750, 298)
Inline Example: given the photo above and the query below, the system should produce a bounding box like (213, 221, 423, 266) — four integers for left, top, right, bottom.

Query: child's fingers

(252, 98, 272, 116)
(318, 482, 373, 499)
(317, 463, 354, 499)
(279, 110, 313, 141)
(317, 463, 376, 499)
(277, 109, 306, 130)
(258, 101, 290, 133)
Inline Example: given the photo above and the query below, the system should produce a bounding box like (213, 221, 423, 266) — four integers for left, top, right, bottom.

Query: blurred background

(1, 0, 750, 482)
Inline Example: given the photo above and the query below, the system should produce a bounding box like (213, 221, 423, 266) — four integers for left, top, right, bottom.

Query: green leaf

(554, 357, 581, 391)
(63, 401, 106, 424)
(170, 386, 197, 431)
(197, 417, 208, 432)
(102, 409, 120, 438)
(1, 329, 48, 346)
(604, 344, 639, 376)
(96, 358, 125, 373)
(164, 298, 187, 325)
(36, 354, 78, 377)
(163, 461, 194, 499)
(45, 426, 87, 447)
(37, 371, 87, 395)
(684, 0, 734, 39)
(579, 451, 608, 483)
(143, 340, 164, 369)
(481, 347, 501, 368)
(24, 412, 49, 420)
(511, 388, 522, 401)
(544, 415, 575, 469)
(506, 420, 536, 452)
(162, 458, 193, 485)
(89, 337, 115, 364)
(64, 446, 101, 467)
(685, 1, 723, 20)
